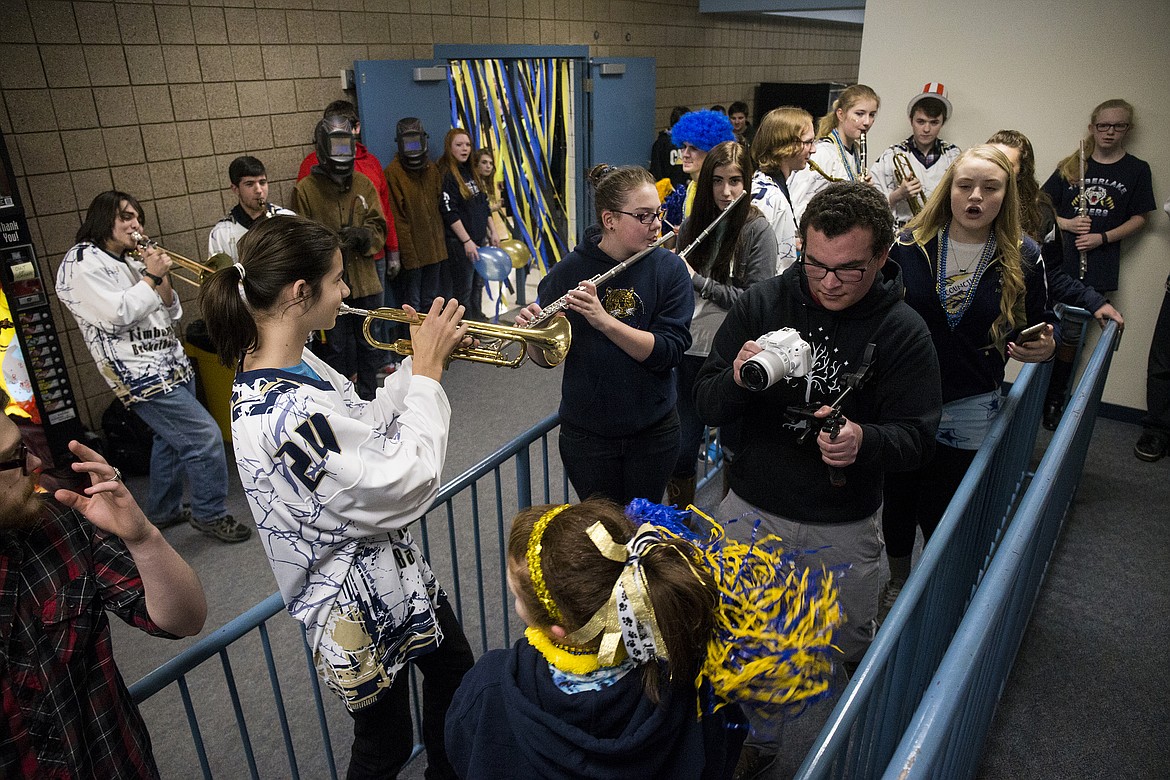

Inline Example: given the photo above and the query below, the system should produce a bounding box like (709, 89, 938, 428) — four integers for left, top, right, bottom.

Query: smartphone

(1016, 323, 1047, 344)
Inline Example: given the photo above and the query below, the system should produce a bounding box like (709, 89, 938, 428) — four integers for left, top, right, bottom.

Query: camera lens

(742, 351, 792, 392)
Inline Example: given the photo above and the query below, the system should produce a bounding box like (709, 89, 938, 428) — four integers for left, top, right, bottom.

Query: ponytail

(588, 164, 655, 223)
(200, 215, 340, 367)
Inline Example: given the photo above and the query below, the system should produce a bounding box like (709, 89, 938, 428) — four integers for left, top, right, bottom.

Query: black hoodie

(694, 259, 941, 524)
(445, 640, 741, 779)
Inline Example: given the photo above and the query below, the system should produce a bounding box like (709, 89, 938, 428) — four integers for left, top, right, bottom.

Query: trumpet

(526, 232, 675, 329)
(893, 152, 925, 215)
(131, 232, 232, 287)
(807, 159, 844, 183)
(339, 304, 571, 368)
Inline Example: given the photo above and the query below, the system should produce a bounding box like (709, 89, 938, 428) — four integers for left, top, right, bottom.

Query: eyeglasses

(801, 258, 871, 283)
(800, 138, 817, 148)
(613, 207, 666, 225)
(0, 442, 31, 476)
(1094, 122, 1130, 133)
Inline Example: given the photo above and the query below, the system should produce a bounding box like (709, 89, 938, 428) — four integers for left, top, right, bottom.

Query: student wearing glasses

(1039, 99, 1154, 428)
(516, 165, 693, 506)
(693, 182, 941, 773)
(749, 105, 817, 274)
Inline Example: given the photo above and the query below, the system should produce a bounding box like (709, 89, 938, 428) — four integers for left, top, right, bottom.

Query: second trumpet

(338, 304, 571, 368)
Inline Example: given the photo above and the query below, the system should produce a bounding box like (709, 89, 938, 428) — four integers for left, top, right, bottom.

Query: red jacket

(298, 143, 399, 253)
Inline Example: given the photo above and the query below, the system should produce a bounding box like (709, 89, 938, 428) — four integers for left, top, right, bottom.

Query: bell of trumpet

(339, 304, 571, 368)
(131, 231, 232, 287)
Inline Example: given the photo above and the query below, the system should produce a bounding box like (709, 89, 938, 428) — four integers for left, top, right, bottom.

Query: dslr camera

(741, 328, 812, 391)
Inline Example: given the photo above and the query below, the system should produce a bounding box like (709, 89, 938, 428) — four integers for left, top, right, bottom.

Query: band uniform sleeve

(870, 147, 898, 200)
(237, 369, 452, 540)
(54, 246, 169, 334)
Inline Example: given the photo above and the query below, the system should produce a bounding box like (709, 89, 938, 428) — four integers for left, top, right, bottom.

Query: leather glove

(339, 226, 373, 255)
(385, 250, 401, 281)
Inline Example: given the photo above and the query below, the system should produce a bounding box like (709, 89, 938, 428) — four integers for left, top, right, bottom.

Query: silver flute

(525, 231, 675, 328)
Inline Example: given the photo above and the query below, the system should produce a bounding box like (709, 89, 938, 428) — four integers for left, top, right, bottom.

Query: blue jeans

(558, 410, 680, 506)
(131, 379, 228, 524)
(396, 263, 442, 313)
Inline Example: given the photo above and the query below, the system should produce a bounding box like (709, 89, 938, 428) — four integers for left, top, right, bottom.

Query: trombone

(892, 152, 925, 215)
(338, 304, 571, 368)
(131, 232, 232, 287)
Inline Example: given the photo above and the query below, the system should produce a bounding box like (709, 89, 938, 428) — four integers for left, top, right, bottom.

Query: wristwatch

(142, 271, 165, 286)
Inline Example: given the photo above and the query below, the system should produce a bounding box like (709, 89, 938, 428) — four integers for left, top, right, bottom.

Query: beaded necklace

(936, 222, 997, 329)
(828, 130, 861, 181)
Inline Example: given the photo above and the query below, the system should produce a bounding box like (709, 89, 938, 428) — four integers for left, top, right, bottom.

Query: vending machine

(0, 130, 86, 466)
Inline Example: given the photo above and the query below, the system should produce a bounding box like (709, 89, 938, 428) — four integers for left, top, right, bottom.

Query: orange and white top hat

(908, 82, 952, 119)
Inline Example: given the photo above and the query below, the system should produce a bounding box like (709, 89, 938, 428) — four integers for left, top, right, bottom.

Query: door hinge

(583, 78, 593, 93)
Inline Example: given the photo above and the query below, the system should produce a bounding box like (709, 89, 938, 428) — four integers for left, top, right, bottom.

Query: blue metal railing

(795, 308, 1112, 779)
(129, 413, 571, 779)
(884, 320, 1120, 779)
(795, 358, 1049, 779)
(132, 311, 1115, 778)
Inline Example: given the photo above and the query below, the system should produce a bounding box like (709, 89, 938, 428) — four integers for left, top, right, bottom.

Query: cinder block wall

(0, 0, 861, 430)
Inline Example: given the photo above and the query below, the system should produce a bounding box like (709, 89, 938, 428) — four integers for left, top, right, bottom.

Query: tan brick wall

(0, 0, 860, 430)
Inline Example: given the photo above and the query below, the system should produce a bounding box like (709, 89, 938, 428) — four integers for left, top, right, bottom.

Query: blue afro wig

(670, 110, 736, 152)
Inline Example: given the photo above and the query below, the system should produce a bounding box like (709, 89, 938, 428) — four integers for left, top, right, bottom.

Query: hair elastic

(233, 262, 246, 279)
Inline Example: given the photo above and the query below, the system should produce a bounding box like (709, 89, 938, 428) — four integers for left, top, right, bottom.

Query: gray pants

(716, 490, 884, 750)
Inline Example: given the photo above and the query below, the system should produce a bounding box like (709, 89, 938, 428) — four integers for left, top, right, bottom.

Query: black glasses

(801, 258, 871, 283)
(613, 207, 665, 225)
(1094, 122, 1130, 133)
(0, 442, 31, 476)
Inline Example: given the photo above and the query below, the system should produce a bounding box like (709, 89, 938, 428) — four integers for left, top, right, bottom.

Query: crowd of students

(11, 84, 1161, 780)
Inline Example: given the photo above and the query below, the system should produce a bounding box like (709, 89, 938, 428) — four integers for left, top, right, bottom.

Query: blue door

(586, 57, 656, 169)
(354, 59, 451, 167)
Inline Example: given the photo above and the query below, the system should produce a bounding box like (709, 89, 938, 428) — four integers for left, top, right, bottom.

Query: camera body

(741, 328, 812, 391)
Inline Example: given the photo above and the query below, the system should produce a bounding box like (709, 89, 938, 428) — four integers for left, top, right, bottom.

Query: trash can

(184, 320, 233, 443)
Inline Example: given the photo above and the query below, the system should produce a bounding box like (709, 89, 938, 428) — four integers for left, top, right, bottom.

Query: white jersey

(789, 132, 865, 222)
(55, 242, 191, 403)
(871, 139, 962, 225)
(208, 203, 295, 261)
(231, 350, 451, 710)
(750, 169, 800, 275)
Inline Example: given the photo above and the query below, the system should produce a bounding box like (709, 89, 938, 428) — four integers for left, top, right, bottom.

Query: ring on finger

(110, 467, 123, 483)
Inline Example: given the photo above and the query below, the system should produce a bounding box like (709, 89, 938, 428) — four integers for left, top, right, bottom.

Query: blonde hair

(1056, 99, 1135, 182)
(752, 106, 813, 176)
(816, 84, 880, 138)
(903, 145, 1026, 349)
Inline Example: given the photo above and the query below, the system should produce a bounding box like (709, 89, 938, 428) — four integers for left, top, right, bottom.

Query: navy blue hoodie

(538, 226, 693, 436)
(444, 639, 741, 779)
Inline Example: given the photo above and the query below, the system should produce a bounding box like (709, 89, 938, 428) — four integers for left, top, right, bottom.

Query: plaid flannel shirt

(0, 499, 176, 779)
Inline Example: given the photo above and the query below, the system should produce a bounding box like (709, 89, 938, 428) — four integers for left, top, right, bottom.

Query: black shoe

(189, 514, 252, 543)
(732, 745, 777, 780)
(1134, 430, 1169, 462)
(1042, 398, 1064, 431)
(154, 507, 192, 530)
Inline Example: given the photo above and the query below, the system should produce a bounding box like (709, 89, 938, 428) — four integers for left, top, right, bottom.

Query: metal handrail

(884, 320, 1120, 779)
